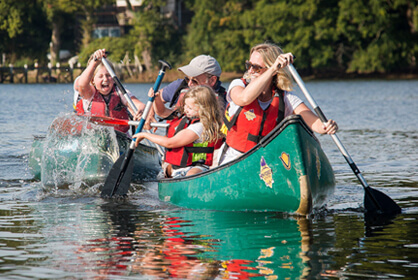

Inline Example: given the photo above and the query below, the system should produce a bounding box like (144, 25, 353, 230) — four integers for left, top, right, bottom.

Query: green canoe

(159, 115, 335, 215)
(29, 114, 161, 188)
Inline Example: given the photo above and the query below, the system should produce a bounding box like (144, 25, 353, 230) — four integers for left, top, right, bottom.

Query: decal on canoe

(280, 152, 291, 170)
(244, 109, 256, 121)
(260, 156, 274, 188)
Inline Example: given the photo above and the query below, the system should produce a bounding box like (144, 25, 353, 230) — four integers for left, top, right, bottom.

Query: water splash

(39, 113, 120, 191)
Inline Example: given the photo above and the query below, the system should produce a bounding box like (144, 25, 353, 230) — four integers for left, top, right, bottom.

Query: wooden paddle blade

(101, 152, 134, 198)
(364, 187, 402, 215)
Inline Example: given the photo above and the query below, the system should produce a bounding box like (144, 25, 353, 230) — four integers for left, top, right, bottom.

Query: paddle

(103, 58, 166, 157)
(101, 58, 172, 198)
(81, 115, 141, 127)
(287, 64, 401, 215)
(80, 115, 169, 130)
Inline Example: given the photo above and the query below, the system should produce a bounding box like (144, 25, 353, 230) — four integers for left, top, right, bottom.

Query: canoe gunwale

(159, 114, 315, 183)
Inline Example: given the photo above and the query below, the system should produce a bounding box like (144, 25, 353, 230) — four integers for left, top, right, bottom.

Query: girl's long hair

(246, 42, 294, 92)
(179, 86, 223, 143)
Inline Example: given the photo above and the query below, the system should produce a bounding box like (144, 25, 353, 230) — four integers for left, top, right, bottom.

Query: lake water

(0, 79, 418, 279)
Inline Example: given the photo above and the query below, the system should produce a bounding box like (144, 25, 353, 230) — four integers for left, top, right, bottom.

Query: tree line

(1, 0, 417, 77)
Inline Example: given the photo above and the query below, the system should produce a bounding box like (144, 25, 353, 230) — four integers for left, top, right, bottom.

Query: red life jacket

(164, 116, 222, 168)
(76, 89, 130, 133)
(224, 86, 285, 153)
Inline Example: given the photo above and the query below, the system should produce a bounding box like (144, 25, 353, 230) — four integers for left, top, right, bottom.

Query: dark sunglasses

(185, 74, 214, 86)
(245, 61, 267, 73)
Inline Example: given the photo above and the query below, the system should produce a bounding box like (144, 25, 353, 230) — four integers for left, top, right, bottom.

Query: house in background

(92, 0, 189, 39)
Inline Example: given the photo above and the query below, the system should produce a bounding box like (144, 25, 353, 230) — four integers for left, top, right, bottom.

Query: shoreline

(120, 71, 418, 84)
(1, 69, 417, 84)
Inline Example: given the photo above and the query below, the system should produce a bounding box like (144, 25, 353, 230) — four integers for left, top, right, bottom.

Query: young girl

(134, 85, 224, 178)
(74, 48, 145, 134)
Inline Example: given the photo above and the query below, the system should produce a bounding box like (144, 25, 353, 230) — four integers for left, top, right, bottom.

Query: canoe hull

(158, 115, 335, 214)
(29, 114, 161, 188)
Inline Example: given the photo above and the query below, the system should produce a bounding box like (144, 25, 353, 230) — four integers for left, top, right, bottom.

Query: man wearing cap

(152, 54, 226, 119)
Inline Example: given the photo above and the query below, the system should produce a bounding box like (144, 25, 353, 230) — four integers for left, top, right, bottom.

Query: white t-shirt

(218, 79, 304, 165)
(186, 122, 204, 143)
(226, 79, 303, 117)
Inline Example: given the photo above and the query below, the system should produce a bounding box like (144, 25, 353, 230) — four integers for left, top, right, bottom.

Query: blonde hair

(248, 42, 293, 91)
(180, 86, 223, 143)
(87, 56, 116, 87)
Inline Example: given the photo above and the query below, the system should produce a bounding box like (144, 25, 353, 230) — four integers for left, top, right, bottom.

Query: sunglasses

(245, 61, 267, 73)
(184, 74, 214, 86)
(184, 76, 200, 85)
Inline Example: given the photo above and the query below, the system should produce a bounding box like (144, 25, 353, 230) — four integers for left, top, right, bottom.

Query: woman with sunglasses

(218, 42, 338, 165)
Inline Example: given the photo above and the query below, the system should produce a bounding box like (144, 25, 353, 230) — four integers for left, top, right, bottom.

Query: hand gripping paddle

(101, 59, 172, 198)
(288, 64, 401, 216)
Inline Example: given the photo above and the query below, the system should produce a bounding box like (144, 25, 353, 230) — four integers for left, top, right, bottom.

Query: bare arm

(294, 103, 338, 134)
(134, 128, 199, 149)
(153, 89, 175, 118)
(230, 53, 294, 106)
(130, 96, 146, 118)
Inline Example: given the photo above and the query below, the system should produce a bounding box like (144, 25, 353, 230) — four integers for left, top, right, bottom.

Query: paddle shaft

(288, 64, 385, 212)
(102, 58, 171, 196)
(102, 58, 137, 111)
(84, 115, 168, 128)
(102, 57, 165, 156)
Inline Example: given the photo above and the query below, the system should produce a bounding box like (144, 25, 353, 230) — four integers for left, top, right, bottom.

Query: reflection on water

(0, 200, 318, 279)
(1, 198, 416, 279)
(74, 204, 317, 279)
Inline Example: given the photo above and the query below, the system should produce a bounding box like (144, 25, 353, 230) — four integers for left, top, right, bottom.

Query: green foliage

(1, 0, 417, 75)
(182, 0, 417, 75)
(77, 37, 137, 65)
(337, 0, 417, 73)
(128, 0, 183, 68)
(0, 0, 24, 38)
(0, 0, 50, 64)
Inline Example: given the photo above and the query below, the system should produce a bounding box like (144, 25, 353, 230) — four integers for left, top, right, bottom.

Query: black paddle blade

(364, 187, 401, 215)
(101, 152, 134, 198)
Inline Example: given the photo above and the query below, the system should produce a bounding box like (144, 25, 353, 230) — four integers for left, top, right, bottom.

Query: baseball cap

(178, 55, 222, 77)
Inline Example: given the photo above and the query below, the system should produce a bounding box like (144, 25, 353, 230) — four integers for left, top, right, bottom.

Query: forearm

(296, 105, 338, 135)
(231, 68, 276, 106)
(135, 129, 198, 149)
(131, 97, 146, 113)
(136, 133, 174, 148)
(75, 62, 97, 98)
(153, 94, 173, 118)
(311, 119, 327, 134)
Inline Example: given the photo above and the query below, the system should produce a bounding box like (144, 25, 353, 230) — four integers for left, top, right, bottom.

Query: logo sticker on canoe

(280, 152, 291, 170)
(260, 156, 274, 188)
(244, 109, 256, 121)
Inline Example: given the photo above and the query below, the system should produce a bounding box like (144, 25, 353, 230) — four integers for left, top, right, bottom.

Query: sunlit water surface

(0, 80, 417, 279)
